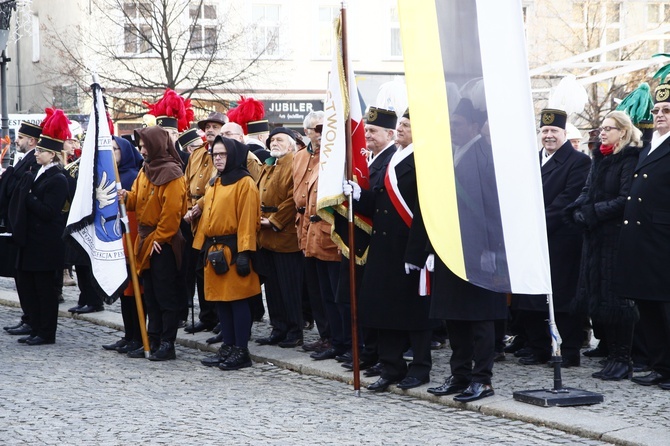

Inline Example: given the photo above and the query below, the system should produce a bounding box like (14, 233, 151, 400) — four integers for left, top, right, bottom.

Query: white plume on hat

(548, 75, 588, 116)
(565, 123, 583, 140)
(460, 77, 486, 112)
(68, 121, 83, 139)
(375, 79, 408, 118)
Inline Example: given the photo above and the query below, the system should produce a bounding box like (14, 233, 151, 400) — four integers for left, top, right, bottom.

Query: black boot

(127, 340, 159, 358)
(601, 322, 633, 381)
(592, 360, 615, 379)
(148, 341, 176, 361)
(218, 346, 252, 370)
(201, 344, 234, 367)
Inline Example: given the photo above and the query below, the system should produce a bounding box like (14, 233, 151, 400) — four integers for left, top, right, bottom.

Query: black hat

(453, 98, 487, 126)
(247, 119, 269, 135)
(539, 108, 567, 129)
(121, 133, 137, 147)
(636, 120, 654, 144)
(177, 128, 202, 149)
(402, 108, 410, 119)
(156, 116, 178, 130)
(366, 106, 397, 130)
(654, 82, 670, 104)
(18, 121, 42, 139)
(198, 111, 228, 131)
(265, 127, 296, 149)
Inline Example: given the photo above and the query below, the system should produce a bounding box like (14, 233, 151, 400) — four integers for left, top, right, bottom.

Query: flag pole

(341, 3, 361, 395)
(93, 77, 151, 358)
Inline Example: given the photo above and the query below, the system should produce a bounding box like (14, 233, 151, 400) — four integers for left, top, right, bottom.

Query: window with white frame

(251, 3, 281, 57)
(123, 1, 153, 55)
(570, 1, 622, 62)
(389, 5, 402, 58)
(189, 2, 218, 55)
(317, 5, 339, 59)
(647, 2, 670, 55)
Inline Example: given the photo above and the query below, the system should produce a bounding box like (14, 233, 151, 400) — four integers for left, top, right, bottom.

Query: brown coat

(125, 171, 187, 275)
(302, 149, 340, 262)
(257, 152, 299, 253)
(293, 146, 319, 250)
(193, 176, 261, 302)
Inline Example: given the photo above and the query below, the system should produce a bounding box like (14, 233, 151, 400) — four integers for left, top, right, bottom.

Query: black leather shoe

(255, 333, 286, 345)
(278, 338, 303, 348)
(513, 347, 533, 358)
(658, 380, 670, 390)
(310, 347, 342, 361)
(25, 336, 55, 346)
(218, 346, 252, 370)
(367, 377, 400, 392)
(184, 321, 214, 334)
(102, 339, 128, 351)
(68, 304, 85, 313)
(519, 354, 549, 365)
(3, 321, 24, 331)
(303, 338, 331, 352)
(18, 335, 35, 344)
(72, 305, 104, 314)
(201, 345, 233, 367)
(212, 323, 221, 334)
(118, 340, 142, 354)
(632, 371, 666, 386)
(427, 376, 469, 396)
(453, 382, 494, 403)
(127, 345, 154, 358)
(335, 351, 353, 363)
(7, 323, 32, 335)
(397, 376, 428, 390)
(206, 333, 223, 344)
(342, 359, 377, 371)
(148, 341, 176, 361)
(363, 363, 383, 377)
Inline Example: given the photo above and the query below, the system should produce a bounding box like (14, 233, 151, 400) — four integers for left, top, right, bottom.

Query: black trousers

(257, 249, 304, 340)
(446, 319, 495, 385)
(17, 269, 60, 341)
(188, 248, 218, 326)
(120, 295, 144, 343)
(522, 310, 583, 361)
(636, 300, 670, 377)
(316, 259, 348, 352)
(75, 264, 103, 308)
(304, 256, 329, 339)
(377, 328, 432, 382)
(143, 244, 179, 343)
(14, 275, 30, 325)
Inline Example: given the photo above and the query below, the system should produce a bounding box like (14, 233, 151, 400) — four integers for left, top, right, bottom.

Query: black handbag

(207, 249, 229, 275)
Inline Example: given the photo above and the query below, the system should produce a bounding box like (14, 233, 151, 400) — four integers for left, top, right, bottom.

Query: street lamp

(0, 1, 16, 169)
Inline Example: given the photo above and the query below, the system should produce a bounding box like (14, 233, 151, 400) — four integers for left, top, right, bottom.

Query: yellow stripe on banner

(398, 0, 465, 280)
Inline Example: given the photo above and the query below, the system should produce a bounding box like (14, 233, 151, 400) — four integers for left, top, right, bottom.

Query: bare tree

(43, 0, 277, 119)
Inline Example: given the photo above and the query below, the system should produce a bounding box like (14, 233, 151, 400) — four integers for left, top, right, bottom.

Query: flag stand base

(513, 356, 604, 407)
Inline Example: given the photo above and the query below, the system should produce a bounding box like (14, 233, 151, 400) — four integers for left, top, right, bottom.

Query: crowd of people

(2, 79, 670, 402)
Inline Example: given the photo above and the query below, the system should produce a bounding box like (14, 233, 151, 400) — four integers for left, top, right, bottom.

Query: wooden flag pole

(341, 3, 361, 394)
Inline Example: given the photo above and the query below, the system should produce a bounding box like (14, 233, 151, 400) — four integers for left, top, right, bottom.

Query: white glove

(342, 180, 361, 201)
(425, 254, 435, 272)
(404, 263, 421, 274)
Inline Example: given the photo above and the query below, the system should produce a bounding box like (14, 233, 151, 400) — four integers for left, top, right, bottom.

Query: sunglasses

(306, 124, 323, 133)
(651, 107, 670, 115)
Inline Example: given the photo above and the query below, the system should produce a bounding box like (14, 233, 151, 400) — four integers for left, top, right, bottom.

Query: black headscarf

(210, 135, 250, 186)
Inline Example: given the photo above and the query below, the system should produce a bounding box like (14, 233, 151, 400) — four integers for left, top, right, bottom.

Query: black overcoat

(569, 145, 640, 323)
(14, 166, 69, 271)
(615, 136, 670, 302)
(517, 141, 590, 312)
(358, 151, 438, 330)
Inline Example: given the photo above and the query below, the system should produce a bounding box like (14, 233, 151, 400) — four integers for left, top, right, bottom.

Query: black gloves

(236, 251, 251, 277)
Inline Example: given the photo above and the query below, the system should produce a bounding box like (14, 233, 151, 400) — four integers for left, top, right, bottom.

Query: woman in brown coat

(194, 136, 261, 370)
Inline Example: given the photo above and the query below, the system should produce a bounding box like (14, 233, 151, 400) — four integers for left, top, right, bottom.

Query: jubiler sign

(263, 100, 322, 124)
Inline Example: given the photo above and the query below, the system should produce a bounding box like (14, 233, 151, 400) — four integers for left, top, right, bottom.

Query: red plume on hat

(41, 108, 72, 141)
(227, 96, 265, 134)
(143, 88, 195, 132)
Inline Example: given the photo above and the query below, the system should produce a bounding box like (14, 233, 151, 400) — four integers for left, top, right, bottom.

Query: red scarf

(600, 144, 615, 156)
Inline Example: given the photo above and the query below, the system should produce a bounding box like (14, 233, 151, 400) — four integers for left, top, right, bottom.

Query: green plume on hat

(616, 82, 654, 124)
(652, 53, 670, 83)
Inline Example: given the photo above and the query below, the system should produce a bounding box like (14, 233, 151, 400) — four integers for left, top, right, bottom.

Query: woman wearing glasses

(567, 110, 642, 380)
(194, 135, 261, 370)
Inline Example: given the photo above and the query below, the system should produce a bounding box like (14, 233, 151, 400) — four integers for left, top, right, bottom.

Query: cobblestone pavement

(0, 305, 615, 446)
(2, 276, 669, 445)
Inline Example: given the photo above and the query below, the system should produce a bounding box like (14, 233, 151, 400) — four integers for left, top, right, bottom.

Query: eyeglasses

(651, 107, 670, 115)
(598, 126, 620, 132)
(212, 152, 227, 159)
(306, 124, 323, 133)
(35, 148, 47, 153)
